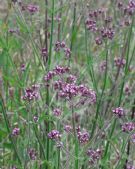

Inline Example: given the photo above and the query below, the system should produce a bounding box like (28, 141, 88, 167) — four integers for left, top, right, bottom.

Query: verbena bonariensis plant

(0, 0, 135, 169)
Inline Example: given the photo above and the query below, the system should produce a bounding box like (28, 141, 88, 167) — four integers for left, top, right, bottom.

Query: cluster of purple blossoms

(127, 165, 135, 169)
(124, 0, 135, 16)
(85, 8, 115, 45)
(64, 125, 72, 133)
(12, 127, 20, 137)
(8, 28, 19, 34)
(112, 107, 125, 118)
(53, 108, 62, 116)
(87, 148, 102, 164)
(54, 80, 96, 103)
(41, 48, 48, 58)
(67, 74, 77, 84)
(122, 122, 135, 132)
(114, 57, 126, 68)
(100, 27, 115, 40)
(22, 84, 40, 101)
(28, 148, 37, 160)
(99, 60, 107, 71)
(48, 130, 61, 140)
(124, 84, 131, 95)
(44, 65, 70, 83)
(76, 126, 90, 144)
(27, 4, 39, 14)
(55, 41, 71, 58)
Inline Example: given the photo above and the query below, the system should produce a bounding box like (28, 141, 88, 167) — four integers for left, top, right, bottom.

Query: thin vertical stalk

(91, 42, 108, 138)
(68, 2, 76, 66)
(71, 104, 79, 169)
(48, 0, 55, 70)
(85, 26, 98, 94)
(45, 0, 48, 50)
(57, 0, 63, 41)
(46, 1, 55, 168)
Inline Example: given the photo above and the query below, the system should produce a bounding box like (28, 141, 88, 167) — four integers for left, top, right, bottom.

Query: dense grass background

(0, 0, 135, 169)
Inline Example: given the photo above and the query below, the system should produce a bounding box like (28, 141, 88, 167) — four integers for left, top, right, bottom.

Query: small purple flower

(28, 148, 37, 160)
(76, 126, 90, 144)
(87, 148, 102, 164)
(67, 75, 77, 84)
(60, 41, 66, 48)
(12, 127, 20, 136)
(124, 84, 131, 95)
(114, 57, 126, 68)
(122, 122, 135, 132)
(54, 65, 70, 75)
(21, 64, 26, 72)
(64, 47, 71, 58)
(48, 130, 61, 140)
(41, 48, 48, 57)
(55, 41, 61, 52)
(95, 37, 102, 45)
(27, 4, 39, 14)
(112, 107, 125, 118)
(53, 108, 62, 116)
(127, 165, 135, 169)
(22, 84, 40, 101)
(64, 125, 72, 133)
(9, 28, 19, 34)
(100, 61, 107, 71)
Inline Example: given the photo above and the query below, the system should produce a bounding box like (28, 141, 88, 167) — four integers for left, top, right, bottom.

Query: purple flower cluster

(76, 126, 90, 144)
(12, 127, 20, 137)
(100, 27, 115, 40)
(55, 41, 71, 58)
(114, 57, 126, 68)
(122, 122, 135, 132)
(124, 84, 131, 95)
(53, 108, 62, 116)
(127, 165, 135, 169)
(87, 148, 102, 164)
(64, 125, 72, 133)
(27, 4, 39, 14)
(112, 107, 125, 118)
(41, 48, 48, 58)
(28, 148, 37, 160)
(85, 8, 115, 45)
(99, 60, 107, 71)
(22, 84, 40, 101)
(44, 65, 70, 83)
(48, 130, 61, 140)
(8, 28, 19, 34)
(54, 80, 96, 103)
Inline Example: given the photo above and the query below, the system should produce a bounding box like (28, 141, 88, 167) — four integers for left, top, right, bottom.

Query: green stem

(91, 42, 108, 138)
(0, 95, 22, 165)
(71, 104, 79, 169)
(46, 1, 55, 168)
(48, 0, 55, 70)
(68, 2, 76, 66)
